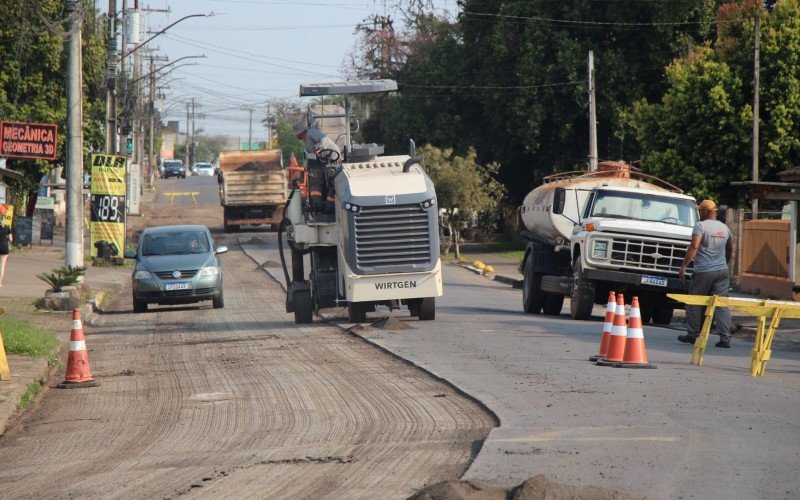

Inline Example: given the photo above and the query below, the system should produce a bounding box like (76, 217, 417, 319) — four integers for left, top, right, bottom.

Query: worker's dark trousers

(307, 160, 334, 203)
(685, 269, 731, 341)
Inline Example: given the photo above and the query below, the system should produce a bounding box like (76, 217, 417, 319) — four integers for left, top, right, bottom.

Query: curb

(454, 262, 523, 289)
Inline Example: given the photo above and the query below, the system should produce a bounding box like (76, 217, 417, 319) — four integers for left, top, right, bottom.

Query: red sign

(0, 121, 58, 160)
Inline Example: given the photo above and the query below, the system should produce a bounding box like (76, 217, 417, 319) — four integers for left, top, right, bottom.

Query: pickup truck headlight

(199, 266, 220, 277)
(592, 241, 609, 259)
(134, 270, 153, 280)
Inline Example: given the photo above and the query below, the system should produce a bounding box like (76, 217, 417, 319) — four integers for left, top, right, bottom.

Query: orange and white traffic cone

(597, 294, 626, 366)
(57, 308, 99, 389)
(614, 296, 656, 369)
(589, 291, 616, 362)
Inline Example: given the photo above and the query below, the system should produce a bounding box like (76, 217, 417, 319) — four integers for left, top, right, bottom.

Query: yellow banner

(0, 204, 14, 227)
(89, 221, 125, 258)
(90, 154, 126, 258)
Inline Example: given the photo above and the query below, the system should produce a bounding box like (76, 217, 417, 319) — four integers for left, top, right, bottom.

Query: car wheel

(213, 290, 224, 309)
(653, 304, 674, 325)
(133, 297, 147, 313)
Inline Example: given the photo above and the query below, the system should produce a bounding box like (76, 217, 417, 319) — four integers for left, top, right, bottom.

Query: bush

(37, 265, 87, 293)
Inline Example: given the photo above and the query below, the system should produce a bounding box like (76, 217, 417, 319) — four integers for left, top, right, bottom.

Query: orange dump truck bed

(218, 150, 287, 232)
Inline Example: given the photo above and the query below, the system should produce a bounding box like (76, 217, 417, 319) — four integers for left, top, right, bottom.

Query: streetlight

(121, 12, 220, 59)
(130, 55, 206, 86)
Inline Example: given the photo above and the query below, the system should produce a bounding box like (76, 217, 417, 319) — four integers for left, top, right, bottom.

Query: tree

(277, 122, 305, 166)
(420, 144, 505, 258)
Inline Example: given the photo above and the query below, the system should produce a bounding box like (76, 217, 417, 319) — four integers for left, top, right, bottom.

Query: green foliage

(277, 122, 306, 166)
(36, 265, 87, 293)
(0, 317, 60, 357)
(17, 382, 42, 410)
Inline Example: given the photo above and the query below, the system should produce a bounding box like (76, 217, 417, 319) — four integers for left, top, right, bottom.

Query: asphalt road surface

(0, 179, 494, 498)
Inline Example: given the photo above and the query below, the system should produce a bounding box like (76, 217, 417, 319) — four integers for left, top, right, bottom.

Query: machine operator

(293, 123, 341, 209)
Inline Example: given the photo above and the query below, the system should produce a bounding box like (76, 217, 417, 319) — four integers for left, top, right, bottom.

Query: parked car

(193, 162, 215, 176)
(125, 225, 227, 312)
(162, 160, 185, 179)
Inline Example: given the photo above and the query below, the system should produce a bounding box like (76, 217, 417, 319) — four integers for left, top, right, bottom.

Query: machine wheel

(133, 297, 147, 313)
(542, 293, 565, 315)
(418, 297, 435, 321)
(294, 289, 313, 324)
(213, 290, 225, 309)
(522, 256, 545, 314)
(570, 258, 595, 320)
(653, 304, 674, 325)
(348, 302, 368, 323)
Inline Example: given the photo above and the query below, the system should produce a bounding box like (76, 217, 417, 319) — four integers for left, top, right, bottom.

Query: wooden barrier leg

(752, 308, 781, 376)
(692, 296, 717, 366)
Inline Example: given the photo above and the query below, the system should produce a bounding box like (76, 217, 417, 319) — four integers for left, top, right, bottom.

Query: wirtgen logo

(385, 195, 396, 204)
(375, 280, 417, 290)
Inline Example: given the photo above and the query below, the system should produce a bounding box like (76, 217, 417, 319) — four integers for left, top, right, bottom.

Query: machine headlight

(421, 197, 436, 209)
(199, 266, 220, 277)
(592, 241, 608, 259)
(134, 270, 153, 280)
(343, 202, 360, 213)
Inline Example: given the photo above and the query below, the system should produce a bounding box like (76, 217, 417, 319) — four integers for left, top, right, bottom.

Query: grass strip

(0, 318, 60, 357)
(17, 382, 42, 410)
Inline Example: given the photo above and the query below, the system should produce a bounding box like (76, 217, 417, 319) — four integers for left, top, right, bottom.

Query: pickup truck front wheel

(522, 256, 545, 314)
(570, 258, 595, 320)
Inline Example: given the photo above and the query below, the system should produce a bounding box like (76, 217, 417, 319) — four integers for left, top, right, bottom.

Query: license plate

(165, 281, 190, 291)
(641, 275, 668, 287)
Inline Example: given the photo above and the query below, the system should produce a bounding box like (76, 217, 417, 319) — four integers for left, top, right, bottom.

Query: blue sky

(112, 1, 458, 141)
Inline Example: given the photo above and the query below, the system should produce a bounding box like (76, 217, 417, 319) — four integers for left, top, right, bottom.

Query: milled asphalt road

(242, 232, 800, 499)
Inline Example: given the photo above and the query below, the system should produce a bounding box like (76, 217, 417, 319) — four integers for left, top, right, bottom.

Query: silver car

(125, 225, 227, 312)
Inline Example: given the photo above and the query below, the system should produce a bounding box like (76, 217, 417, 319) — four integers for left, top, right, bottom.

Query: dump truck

(279, 79, 443, 324)
(519, 161, 696, 323)
(218, 150, 286, 232)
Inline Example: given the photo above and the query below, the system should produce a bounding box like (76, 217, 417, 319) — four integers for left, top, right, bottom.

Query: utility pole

(752, 9, 761, 218)
(588, 51, 598, 171)
(248, 108, 253, 150)
(266, 103, 271, 148)
(65, 0, 84, 268)
(185, 100, 190, 166)
(119, 0, 127, 154)
(148, 56, 156, 187)
(106, 0, 118, 153)
(190, 98, 196, 165)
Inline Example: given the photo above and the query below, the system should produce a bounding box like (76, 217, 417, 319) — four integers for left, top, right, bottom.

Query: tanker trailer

(519, 161, 695, 323)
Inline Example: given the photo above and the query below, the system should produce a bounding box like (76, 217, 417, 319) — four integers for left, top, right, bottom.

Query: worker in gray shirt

(678, 199, 734, 347)
(293, 123, 341, 207)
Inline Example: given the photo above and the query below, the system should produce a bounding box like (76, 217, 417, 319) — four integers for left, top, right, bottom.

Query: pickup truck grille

(610, 237, 688, 274)
(354, 204, 431, 268)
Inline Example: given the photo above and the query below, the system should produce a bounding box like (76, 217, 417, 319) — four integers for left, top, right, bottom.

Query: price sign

(90, 154, 126, 259)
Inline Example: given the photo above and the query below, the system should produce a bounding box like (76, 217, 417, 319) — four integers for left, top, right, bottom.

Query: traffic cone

(614, 297, 656, 369)
(57, 309, 99, 389)
(589, 291, 615, 362)
(597, 294, 626, 366)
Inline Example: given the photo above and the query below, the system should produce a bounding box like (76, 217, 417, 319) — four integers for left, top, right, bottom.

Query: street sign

(89, 154, 126, 260)
(0, 121, 58, 160)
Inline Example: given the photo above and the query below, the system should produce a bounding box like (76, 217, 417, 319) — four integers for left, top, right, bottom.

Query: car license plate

(641, 275, 668, 287)
(165, 281, 190, 291)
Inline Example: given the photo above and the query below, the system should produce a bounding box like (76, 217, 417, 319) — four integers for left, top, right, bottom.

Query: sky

(110, 1, 459, 142)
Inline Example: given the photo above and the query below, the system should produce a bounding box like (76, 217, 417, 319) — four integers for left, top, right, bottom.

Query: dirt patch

(370, 316, 411, 330)
(246, 237, 267, 245)
(260, 259, 281, 268)
(411, 475, 632, 500)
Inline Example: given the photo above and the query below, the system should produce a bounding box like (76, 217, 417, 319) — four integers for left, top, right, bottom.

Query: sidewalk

(0, 217, 132, 435)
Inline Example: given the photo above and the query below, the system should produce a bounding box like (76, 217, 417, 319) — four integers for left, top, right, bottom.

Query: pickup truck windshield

(591, 190, 697, 227)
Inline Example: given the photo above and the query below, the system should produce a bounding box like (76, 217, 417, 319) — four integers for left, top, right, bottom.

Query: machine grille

(609, 237, 688, 274)
(354, 204, 431, 268)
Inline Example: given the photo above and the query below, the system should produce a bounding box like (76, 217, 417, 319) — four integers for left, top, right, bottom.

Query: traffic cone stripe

(629, 308, 641, 318)
(72, 319, 82, 329)
(627, 327, 644, 339)
(69, 340, 86, 351)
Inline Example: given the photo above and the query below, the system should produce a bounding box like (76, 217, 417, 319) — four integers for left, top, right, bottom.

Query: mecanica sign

(0, 121, 58, 160)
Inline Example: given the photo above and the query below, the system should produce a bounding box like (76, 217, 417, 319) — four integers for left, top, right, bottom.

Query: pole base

(57, 380, 100, 389)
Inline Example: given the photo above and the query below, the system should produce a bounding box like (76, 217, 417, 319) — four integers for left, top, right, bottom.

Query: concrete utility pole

(106, 0, 118, 153)
(248, 108, 253, 150)
(752, 9, 761, 218)
(119, 0, 127, 154)
(190, 98, 196, 165)
(148, 56, 156, 187)
(185, 100, 190, 166)
(65, 0, 84, 268)
(588, 51, 598, 171)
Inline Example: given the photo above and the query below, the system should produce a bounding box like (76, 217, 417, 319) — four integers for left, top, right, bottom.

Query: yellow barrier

(0, 307, 9, 380)
(668, 294, 800, 376)
(162, 192, 199, 206)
